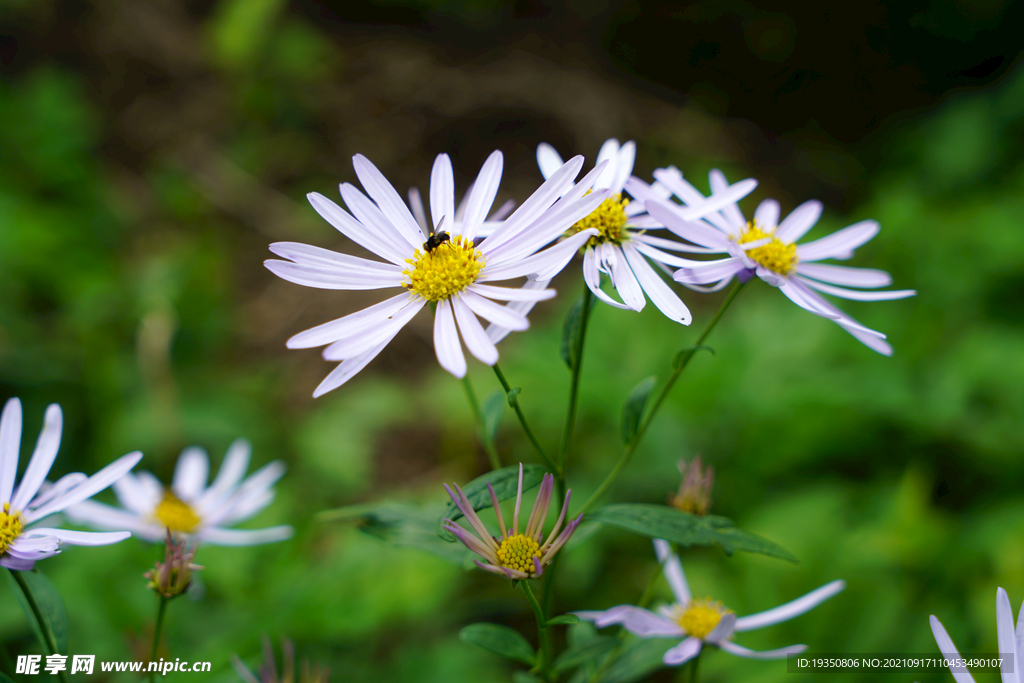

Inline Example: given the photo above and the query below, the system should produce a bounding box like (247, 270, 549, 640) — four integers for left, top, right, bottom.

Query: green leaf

(597, 637, 678, 683)
(672, 344, 714, 370)
(553, 635, 618, 673)
(437, 464, 547, 540)
(317, 503, 475, 567)
(621, 376, 657, 445)
(459, 623, 536, 665)
(506, 387, 522, 406)
(5, 568, 69, 656)
(546, 614, 580, 627)
(482, 390, 506, 443)
(588, 504, 798, 562)
(512, 673, 542, 683)
(560, 293, 596, 370)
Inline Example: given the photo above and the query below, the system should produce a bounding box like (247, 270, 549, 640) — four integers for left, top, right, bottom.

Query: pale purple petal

(321, 298, 422, 360)
(112, 473, 159, 515)
(611, 141, 636, 195)
(576, 605, 684, 637)
(996, 588, 1018, 683)
(288, 294, 419, 349)
(199, 526, 293, 546)
(0, 397, 22, 504)
(22, 528, 131, 546)
(653, 539, 691, 605)
(11, 404, 62, 510)
(64, 500, 165, 541)
(172, 447, 209, 502)
(673, 258, 746, 285)
(24, 451, 143, 523)
(452, 295, 499, 366)
(795, 277, 917, 302)
(469, 283, 557, 302)
(536, 143, 565, 180)
(352, 153, 426, 245)
(930, 616, 977, 683)
(429, 154, 455, 234)
(774, 200, 822, 244)
(268, 242, 405, 276)
(460, 150, 503, 240)
(264, 259, 403, 291)
(484, 279, 554, 345)
(621, 243, 692, 324)
(594, 138, 621, 190)
(753, 199, 780, 231)
(481, 228, 597, 282)
(307, 192, 409, 265)
(795, 263, 893, 288)
(735, 580, 846, 632)
(708, 169, 746, 229)
(461, 289, 530, 331)
(645, 201, 733, 250)
(796, 220, 879, 262)
(604, 245, 646, 312)
(584, 248, 632, 310)
(408, 187, 428, 231)
(705, 612, 737, 642)
(663, 637, 703, 666)
(433, 299, 467, 378)
(717, 640, 806, 659)
(196, 440, 251, 511)
(312, 332, 399, 397)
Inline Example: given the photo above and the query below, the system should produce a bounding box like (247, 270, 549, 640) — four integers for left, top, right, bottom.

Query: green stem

(688, 650, 702, 683)
(492, 364, 557, 474)
(522, 581, 552, 680)
(461, 375, 502, 470)
(149, 596, 169, 683)
(9, 570, 69, 683)
(556, 287, 594, 475)
(575, 280, 745, 517)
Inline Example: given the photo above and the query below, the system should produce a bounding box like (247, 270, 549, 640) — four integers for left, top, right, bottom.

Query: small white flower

(535, 139, 758, 324)
(930, 587, 1022, 682)
(644, 167, 916, 354)
(575, 540, 845, 667)
(67, 439, 291, 546)
(266, 151, 609, 396)
(0, 398, 142, 571)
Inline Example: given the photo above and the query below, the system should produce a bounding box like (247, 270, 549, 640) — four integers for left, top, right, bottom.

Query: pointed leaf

(438, 464, 547, 540)
(597, 636, 679, 683)
(621, 376, 656, 445)
(5, 569, 69, 656)
(560, 293, 597, 370)
(588, 504, 797, 562)
(318, 503, 476, 567)
(459, 623, 536, 664)
(546, 614, 580, 627)
(553, 635, 618, 673)
(482, 390, 506, 443)
(672, 344, 714, 370)
(506, 387, 522, 406)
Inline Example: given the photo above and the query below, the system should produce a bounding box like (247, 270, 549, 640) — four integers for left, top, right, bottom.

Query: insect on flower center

(676, 598, 731, 639)
(570, 193, 630, 246)
(154, 491, 202, 533)
(0, 503, 24, 555)
(495, 533, 542, 575)
(402, 235, 486, 303)
(737, 221, 798, 275)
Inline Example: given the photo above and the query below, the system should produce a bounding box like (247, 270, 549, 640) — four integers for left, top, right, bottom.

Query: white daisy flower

(535, 139, 758, 324)
(0, 398, 142, 571)
(265, 151, 609, 396)
(575, 540, 845, 667)
(644, 168, 916, 354)
(930, 587, 1022, 682)
(67, 439, 292, 546)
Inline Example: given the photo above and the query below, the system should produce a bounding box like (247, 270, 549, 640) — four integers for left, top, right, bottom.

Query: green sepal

(437, 464, 546, 540)
(459, 623, 536, 665)
(546, 614, 580, 627)
(621, 376, 657, 445)
(588, 504, 798, 562)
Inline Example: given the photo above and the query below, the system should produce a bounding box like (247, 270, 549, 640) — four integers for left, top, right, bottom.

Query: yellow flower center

(495, 533, 542, 575)
(154, 491, 202, 533)
(677, 598, 730, 639)
(0, 503, 24, 555)
(402, 235, 485, 302)
(570, 193, 630, 246)
(737, 221, 798, 275)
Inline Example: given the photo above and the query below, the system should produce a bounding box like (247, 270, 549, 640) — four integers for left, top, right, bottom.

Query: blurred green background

(1, 0, 1023, 681)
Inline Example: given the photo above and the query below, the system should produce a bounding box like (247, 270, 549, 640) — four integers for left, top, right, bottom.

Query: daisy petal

(930, 616, 977, 683)
(481, 229, 598, 282)
(673, 258, 746, 285)
(288, 294, 419, 349)
(612, 141, 636, 195)
(583, 248, 632, 310)
(734, 580, 846, 632)
(452, 295, 499, 366)
(796, 277, 917, 301)
(795, 263, 893, 288)
(469, 283, 556, 302)
(199, 526, 294, 546)
(429, 153, 455, 234)
(594, 138, 621, 190)
(774, 200, 823, 244)
(461, 289, 530, 331)
(460, 150, 503, 240)
(653, 539, 691, 604)
(11, 404, 62, 510)
(605, 245, 646, 312)
(172, 447, 209, 501)
(306, 192, 409, 265)
(352, 153, 425, 245)
(645, 201, 733, 250)
(22, 528, 131, 546)
(321, 298, 423, 360)
(717, 640, 806, 659)
(622, 243, 692, 324)
(708, 169, 745, 229)
(65, 500, 165, 540)
(312, 333, 399, 397)
(796, 220, 879, 262)
(575, 605, 683, 637)
(263, 259, 403, 290)
(0, 397, 22, 504)
(996, 588, 1017, 683)
(484, 278, 555, 345)
(536, 143, 565, 180)
(753, 199, 780, 231)
(24, 451, 143, 523)
(663, 637, 703, 666)
(433, 299, 467, 378)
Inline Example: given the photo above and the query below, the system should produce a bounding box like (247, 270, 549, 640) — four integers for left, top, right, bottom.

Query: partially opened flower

(930, 587, 1021, 682)
(668, 457, 714, 516)
(534, 139, 757, 324)
(576, 540, 845, 667)
(265, 151, 609, 396)
(68, 439, 292, 546)
(0, 398, 142, 571)
(645, 168, 916, 354)
(442, 464, 581, 579)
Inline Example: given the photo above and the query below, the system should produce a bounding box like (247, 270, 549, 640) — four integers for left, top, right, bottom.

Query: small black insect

(424, 230, 450, 253)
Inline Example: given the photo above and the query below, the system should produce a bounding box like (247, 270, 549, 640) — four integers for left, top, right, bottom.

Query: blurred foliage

(1, 1, 1023, 682)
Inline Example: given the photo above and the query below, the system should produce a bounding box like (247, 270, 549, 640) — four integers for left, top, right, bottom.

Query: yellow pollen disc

(154, 491, 202, 533)
(402, 235, 486, 302)
(570, 193, 630, 246)
(677, 598, 730, 639)
(495, 533, 542, 575)
(0, 503, 24, 555)
(737, 220, 798, 275)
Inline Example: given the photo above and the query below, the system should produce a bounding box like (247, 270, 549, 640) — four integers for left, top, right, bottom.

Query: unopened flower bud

(668, 457, 714, 516)
(145, 531, 203, 599)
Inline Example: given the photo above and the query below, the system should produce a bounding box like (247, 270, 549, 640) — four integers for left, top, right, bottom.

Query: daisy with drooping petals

(644, 168, 916, 354)
(930, 587, 1022, 682)
(67, 439, 292, 546)
(266, 151, 609, 396)
(442, 463, 581, 579)
(534, 139, 758, 324)
(576, 540, 845, 667)
(0, 398, 142, 571)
